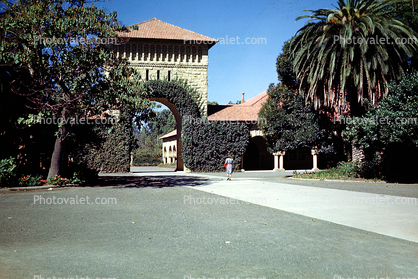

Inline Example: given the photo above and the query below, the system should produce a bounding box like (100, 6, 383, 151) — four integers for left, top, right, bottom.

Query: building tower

(114, 18, 218, 115)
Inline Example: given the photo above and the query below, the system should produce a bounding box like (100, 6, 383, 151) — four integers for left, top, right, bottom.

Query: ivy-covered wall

(142, 79, 203, 118)
(69, 111, 135, 176)
(71, 80, 251, 174)
(182, 116, 250, 172)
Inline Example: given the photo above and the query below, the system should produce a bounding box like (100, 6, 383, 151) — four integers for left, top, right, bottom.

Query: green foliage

(19, 174, 43, 187)
(141, 79, 202, 118)
(276, 40, 298, 90)
(182, 117, 249, 172)
(70, 111, 135, 174)
(0, 157, 18, 186)
(344, 71, 418, 150)
(132, 148, 162, 166)
(1, 0, 147, 178)
(294, 161, 358, 180)
(46, 175, 68, 185)
(344, 71, 418, 182)
(291, 0, 418, 111)
(258, 84, 326, 153)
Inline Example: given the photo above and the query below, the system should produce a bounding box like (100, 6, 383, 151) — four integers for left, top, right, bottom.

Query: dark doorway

(243, 136, 274, 170)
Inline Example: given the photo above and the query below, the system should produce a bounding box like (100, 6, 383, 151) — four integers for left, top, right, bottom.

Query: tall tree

(291, 0, 418, 115)
(276, 40, 298, 90)
(0, 0, 147, 178)
(258, 83, 323, 153)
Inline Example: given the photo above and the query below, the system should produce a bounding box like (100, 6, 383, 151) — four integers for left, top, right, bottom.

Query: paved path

(1, 169, 417, 278)
(186, 177, 418, 243)
(129, 168, 418, 242)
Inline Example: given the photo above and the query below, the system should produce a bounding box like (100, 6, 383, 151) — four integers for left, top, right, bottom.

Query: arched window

(138, 44, 143, 61)
(180, 46, 185, 62)
(162, 45, 167, 61)
(174, 46, 179, 62)
(150, 45, 155, 61)
(119, 45, 124, 58)
(156, 45, 161, 61)
(192, 47, 197, 63)
(126, 44, 130, 60)
(198, 47, 202, 63)
(144, 45, 149, 61)
(168, 46, 173, 62)
(132, 44, 137, 60)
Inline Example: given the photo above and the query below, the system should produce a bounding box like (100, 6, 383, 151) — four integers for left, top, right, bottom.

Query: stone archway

(141, 80, 202, 171)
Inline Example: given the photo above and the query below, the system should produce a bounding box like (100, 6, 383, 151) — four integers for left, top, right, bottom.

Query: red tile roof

(208, 91, 269, 122)
(117, 18, 218, 45)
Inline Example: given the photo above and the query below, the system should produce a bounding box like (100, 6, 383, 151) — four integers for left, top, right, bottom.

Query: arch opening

(243, 136, 274, 170)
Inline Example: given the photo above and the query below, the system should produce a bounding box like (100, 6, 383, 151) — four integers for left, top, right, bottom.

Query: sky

(97, 0, 337, 105)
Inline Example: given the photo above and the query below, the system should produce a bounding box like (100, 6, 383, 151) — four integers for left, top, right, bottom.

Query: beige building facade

(115, 18, 217, 116)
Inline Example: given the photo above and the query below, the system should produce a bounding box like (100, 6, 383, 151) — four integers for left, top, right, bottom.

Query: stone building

(115, 18, 218, 115)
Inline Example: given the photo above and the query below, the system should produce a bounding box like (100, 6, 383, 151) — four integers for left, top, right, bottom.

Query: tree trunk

(47, 111, 68, 179)
(352, 144, 365, 163)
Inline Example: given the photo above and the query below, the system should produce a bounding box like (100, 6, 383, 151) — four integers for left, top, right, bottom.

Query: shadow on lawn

(85, 175, 213, 188)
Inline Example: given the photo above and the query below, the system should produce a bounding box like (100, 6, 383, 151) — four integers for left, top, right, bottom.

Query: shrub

(19, 174, 43, 187)
(294, 160, 358, 180)
(0, 157, 18, 187)
(133, 148, 162, 166)
(46, 175, 68, 185)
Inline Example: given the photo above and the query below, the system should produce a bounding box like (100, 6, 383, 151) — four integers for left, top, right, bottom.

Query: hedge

(182, 116, 250, 172)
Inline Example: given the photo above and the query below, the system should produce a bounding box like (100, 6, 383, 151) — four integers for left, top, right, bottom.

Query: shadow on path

(84, 175, 212, 188)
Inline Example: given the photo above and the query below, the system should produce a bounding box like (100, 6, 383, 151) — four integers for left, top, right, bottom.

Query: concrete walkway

(130, 167, 418, 243)
(185, 175, 418, 243)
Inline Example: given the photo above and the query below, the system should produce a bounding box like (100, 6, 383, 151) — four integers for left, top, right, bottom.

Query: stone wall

(113, 39, 209, 115)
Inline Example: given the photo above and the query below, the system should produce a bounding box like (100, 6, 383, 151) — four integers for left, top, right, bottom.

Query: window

(192, 47, 196, 62)
(144, 45, 149, 61)
(167, 70, 171, 81)
(119, 45, 124, 58)
(126, 44, 130, 60)
(146, 69, 149, 81)
(150, 45, 155, 61)
(186, 46, 191, 62)
(180, 46, 185, 62)
(174, 46, 179, 61)
(198, 47, 202, 63)
(168, 46, 173, 61)
(157, 70, 160, 80)
(132, 44, 137, 60)
(162, 45, 167, 61)
(138, 44, 143, 60)
(156, 45, 161, 61)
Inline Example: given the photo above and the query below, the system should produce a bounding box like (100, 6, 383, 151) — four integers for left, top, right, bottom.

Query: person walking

(224, 155, 233, 181)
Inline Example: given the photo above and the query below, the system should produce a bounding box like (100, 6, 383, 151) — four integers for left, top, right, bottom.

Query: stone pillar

(273, 151, 285, 172)
(311, 148, 319, 172)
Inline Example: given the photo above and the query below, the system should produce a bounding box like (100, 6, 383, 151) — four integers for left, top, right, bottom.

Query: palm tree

(291, 0, 418, 115)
